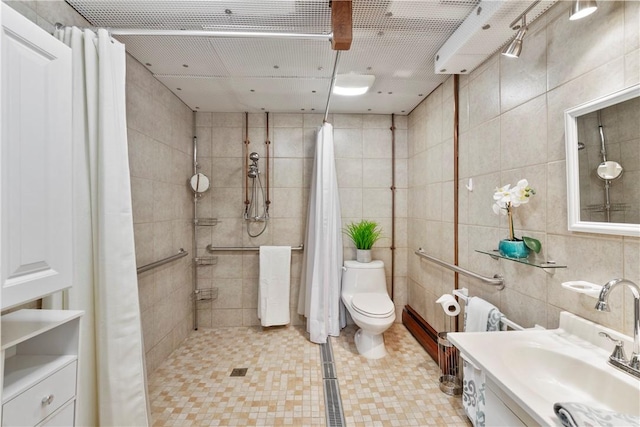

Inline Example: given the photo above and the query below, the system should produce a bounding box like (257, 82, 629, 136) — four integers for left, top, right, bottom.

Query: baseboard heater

(402, 305, 438, 363)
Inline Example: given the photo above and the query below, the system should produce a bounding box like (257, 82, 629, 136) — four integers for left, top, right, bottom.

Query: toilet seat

(351, 293, 394, 318)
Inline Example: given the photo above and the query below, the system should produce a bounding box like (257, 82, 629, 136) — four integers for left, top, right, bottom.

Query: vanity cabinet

(1, 310, 83, 427)
(0, 2, 73, 311)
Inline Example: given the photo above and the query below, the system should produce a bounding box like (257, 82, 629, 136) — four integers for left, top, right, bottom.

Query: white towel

(462, 297, 503, 427)
(554, 402, 640, 427)
(258, 246, 291, 327)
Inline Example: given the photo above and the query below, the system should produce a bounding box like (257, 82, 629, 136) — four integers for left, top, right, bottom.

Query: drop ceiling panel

(117, 36, 230, 76)
(66, 0, 558, 114)
(210, 38, 335, 78)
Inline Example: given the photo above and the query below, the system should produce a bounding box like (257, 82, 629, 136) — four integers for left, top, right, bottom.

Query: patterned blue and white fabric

(554, 402, 640, 427)
(461, 297, 503, 427)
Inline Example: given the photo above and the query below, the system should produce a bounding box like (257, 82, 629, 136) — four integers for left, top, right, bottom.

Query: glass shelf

(476, 249, 566, 269)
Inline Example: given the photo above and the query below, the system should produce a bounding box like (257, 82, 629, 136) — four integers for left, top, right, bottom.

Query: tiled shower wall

(408, 0, 639, 337)
(193, 113, 408, 328)
(127, 57, 194, 374)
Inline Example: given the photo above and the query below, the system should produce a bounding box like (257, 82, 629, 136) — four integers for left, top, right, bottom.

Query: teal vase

(498, 239, 529, 258)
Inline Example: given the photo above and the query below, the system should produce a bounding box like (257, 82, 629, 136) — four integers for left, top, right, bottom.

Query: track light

(502, 16, 527, 58)
(570, 0, 598, 20)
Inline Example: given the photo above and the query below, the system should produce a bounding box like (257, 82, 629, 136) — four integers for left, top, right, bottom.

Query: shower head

(249, 152, 260, 162)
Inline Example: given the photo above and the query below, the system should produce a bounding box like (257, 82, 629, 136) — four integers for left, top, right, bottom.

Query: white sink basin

(448, 312, 640, 425)
(505, 344, 640, 416)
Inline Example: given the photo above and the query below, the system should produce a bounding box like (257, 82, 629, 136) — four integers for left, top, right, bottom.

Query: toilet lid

(351, 293, 394, 318)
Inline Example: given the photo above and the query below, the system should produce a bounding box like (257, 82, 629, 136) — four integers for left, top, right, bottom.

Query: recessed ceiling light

(182, 64, 189, 68)
(377, 91, 382, 94)
(418, 94, 423, 96)
(195, 106, 200, 109)
(225, 9, 232, 14)
(145, 63, 152, 66)
(388, 92, 393, 95)
(250, 89, 255, 92)
(482, 24, 491, 30)
(312, 90, 316, 93)
(177, 88, 182, 91)
(273, 65, 280, 69)
(368, 109, 372, 111)
(333, 74, 375, 96)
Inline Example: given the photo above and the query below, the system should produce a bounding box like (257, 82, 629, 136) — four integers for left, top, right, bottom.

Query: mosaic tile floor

(148, 323, 469, 426)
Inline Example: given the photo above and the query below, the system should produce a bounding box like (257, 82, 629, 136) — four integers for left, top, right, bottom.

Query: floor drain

(230, 368, 248, 377)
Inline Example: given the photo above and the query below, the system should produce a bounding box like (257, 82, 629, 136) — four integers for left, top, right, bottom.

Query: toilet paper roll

(435, 294, 461, 317)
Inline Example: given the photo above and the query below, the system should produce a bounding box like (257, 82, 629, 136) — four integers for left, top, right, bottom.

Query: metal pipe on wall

(265, 112, 271, 210)
(390, 114, 396, 301)
(453, 74, 460, 332)
(191, 112, 199, 330)
(244, 112, 250, 210)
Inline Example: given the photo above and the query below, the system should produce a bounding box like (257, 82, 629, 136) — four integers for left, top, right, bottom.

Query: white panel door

(1, 4, 72, 310)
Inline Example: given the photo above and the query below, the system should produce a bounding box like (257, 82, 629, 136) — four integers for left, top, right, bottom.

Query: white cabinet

(0, 2, 73, 310)
(1, 310, 83, 427)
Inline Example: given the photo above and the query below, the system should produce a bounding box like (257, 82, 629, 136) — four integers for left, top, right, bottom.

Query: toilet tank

(341, 260, 387, 295)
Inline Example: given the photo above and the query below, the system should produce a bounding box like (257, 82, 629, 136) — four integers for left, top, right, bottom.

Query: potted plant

(344, 220, 383, 263)
(492, 179, 541, 258)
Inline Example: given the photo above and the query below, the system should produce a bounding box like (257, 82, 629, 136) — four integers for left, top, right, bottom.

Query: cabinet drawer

(37, 401, 75, 427)
(3, 362, 77, 426)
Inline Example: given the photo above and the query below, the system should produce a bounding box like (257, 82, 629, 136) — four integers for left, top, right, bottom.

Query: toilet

(341, 260, 396, 359)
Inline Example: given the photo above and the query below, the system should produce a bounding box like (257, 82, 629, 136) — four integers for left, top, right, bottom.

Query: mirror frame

(564, 84, 640, 238)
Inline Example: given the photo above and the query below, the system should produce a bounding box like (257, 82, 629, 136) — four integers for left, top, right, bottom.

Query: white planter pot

(356, 249, 372, 263)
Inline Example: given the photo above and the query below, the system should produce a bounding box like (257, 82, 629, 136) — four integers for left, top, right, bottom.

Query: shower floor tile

(149, 323, 469, 426)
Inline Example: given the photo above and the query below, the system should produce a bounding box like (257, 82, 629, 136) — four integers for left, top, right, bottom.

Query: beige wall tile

(547, 1, 625, 90)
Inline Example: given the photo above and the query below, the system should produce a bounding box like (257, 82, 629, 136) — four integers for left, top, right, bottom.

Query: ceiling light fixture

(333, 74, 375, 96)
(570, 0, 598, 20)
(502, 15, 527, 58)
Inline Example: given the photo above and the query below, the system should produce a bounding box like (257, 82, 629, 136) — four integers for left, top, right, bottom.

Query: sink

(505, 345, 640, 416)
(447, 312, 640, 425)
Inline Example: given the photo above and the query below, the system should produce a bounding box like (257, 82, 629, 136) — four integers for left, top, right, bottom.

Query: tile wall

(127, 56, 195, 374)
(193, 113, 408, 328)
(408, 0, 639, 336)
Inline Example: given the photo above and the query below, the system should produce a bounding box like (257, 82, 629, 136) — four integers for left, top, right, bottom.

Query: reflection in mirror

(565, 84, 640, 237)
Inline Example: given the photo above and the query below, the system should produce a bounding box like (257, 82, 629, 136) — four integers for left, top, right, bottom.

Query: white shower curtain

(298, 122, 346, 344)
(55, 27, 150, 426)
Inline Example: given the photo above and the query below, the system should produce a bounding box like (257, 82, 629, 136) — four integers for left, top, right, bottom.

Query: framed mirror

(565, 84, 640, 237)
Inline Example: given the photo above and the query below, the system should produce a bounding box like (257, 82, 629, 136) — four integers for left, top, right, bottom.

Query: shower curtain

(55, 27, 150, 426)
(298, 122, 346, 344)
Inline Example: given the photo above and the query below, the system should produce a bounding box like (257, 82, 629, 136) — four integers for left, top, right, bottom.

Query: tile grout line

(320, 339, 346, 427)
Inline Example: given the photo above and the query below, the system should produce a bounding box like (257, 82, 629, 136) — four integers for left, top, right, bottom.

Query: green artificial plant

(344, 220, 383, 250)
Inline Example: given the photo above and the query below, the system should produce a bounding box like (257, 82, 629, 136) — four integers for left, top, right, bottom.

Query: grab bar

(453, 288, 524, 330)
(414, 248, 504, 290)
(207, 244, 304, 252)
(137, 248, 188, 274)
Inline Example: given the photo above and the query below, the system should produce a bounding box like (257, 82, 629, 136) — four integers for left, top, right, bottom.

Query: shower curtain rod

(323, 50, 342, 123)
(54, 23, 333, 41)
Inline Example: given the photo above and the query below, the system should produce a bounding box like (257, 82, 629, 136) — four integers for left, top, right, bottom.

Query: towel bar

(452, 288, 525, 331)
(137, 248, 188, 274)
(415, 248, 504, 290)
(207, 244, 304, 252)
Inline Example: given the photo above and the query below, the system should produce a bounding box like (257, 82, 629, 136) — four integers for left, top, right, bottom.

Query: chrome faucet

(595, 278, 640, 379)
